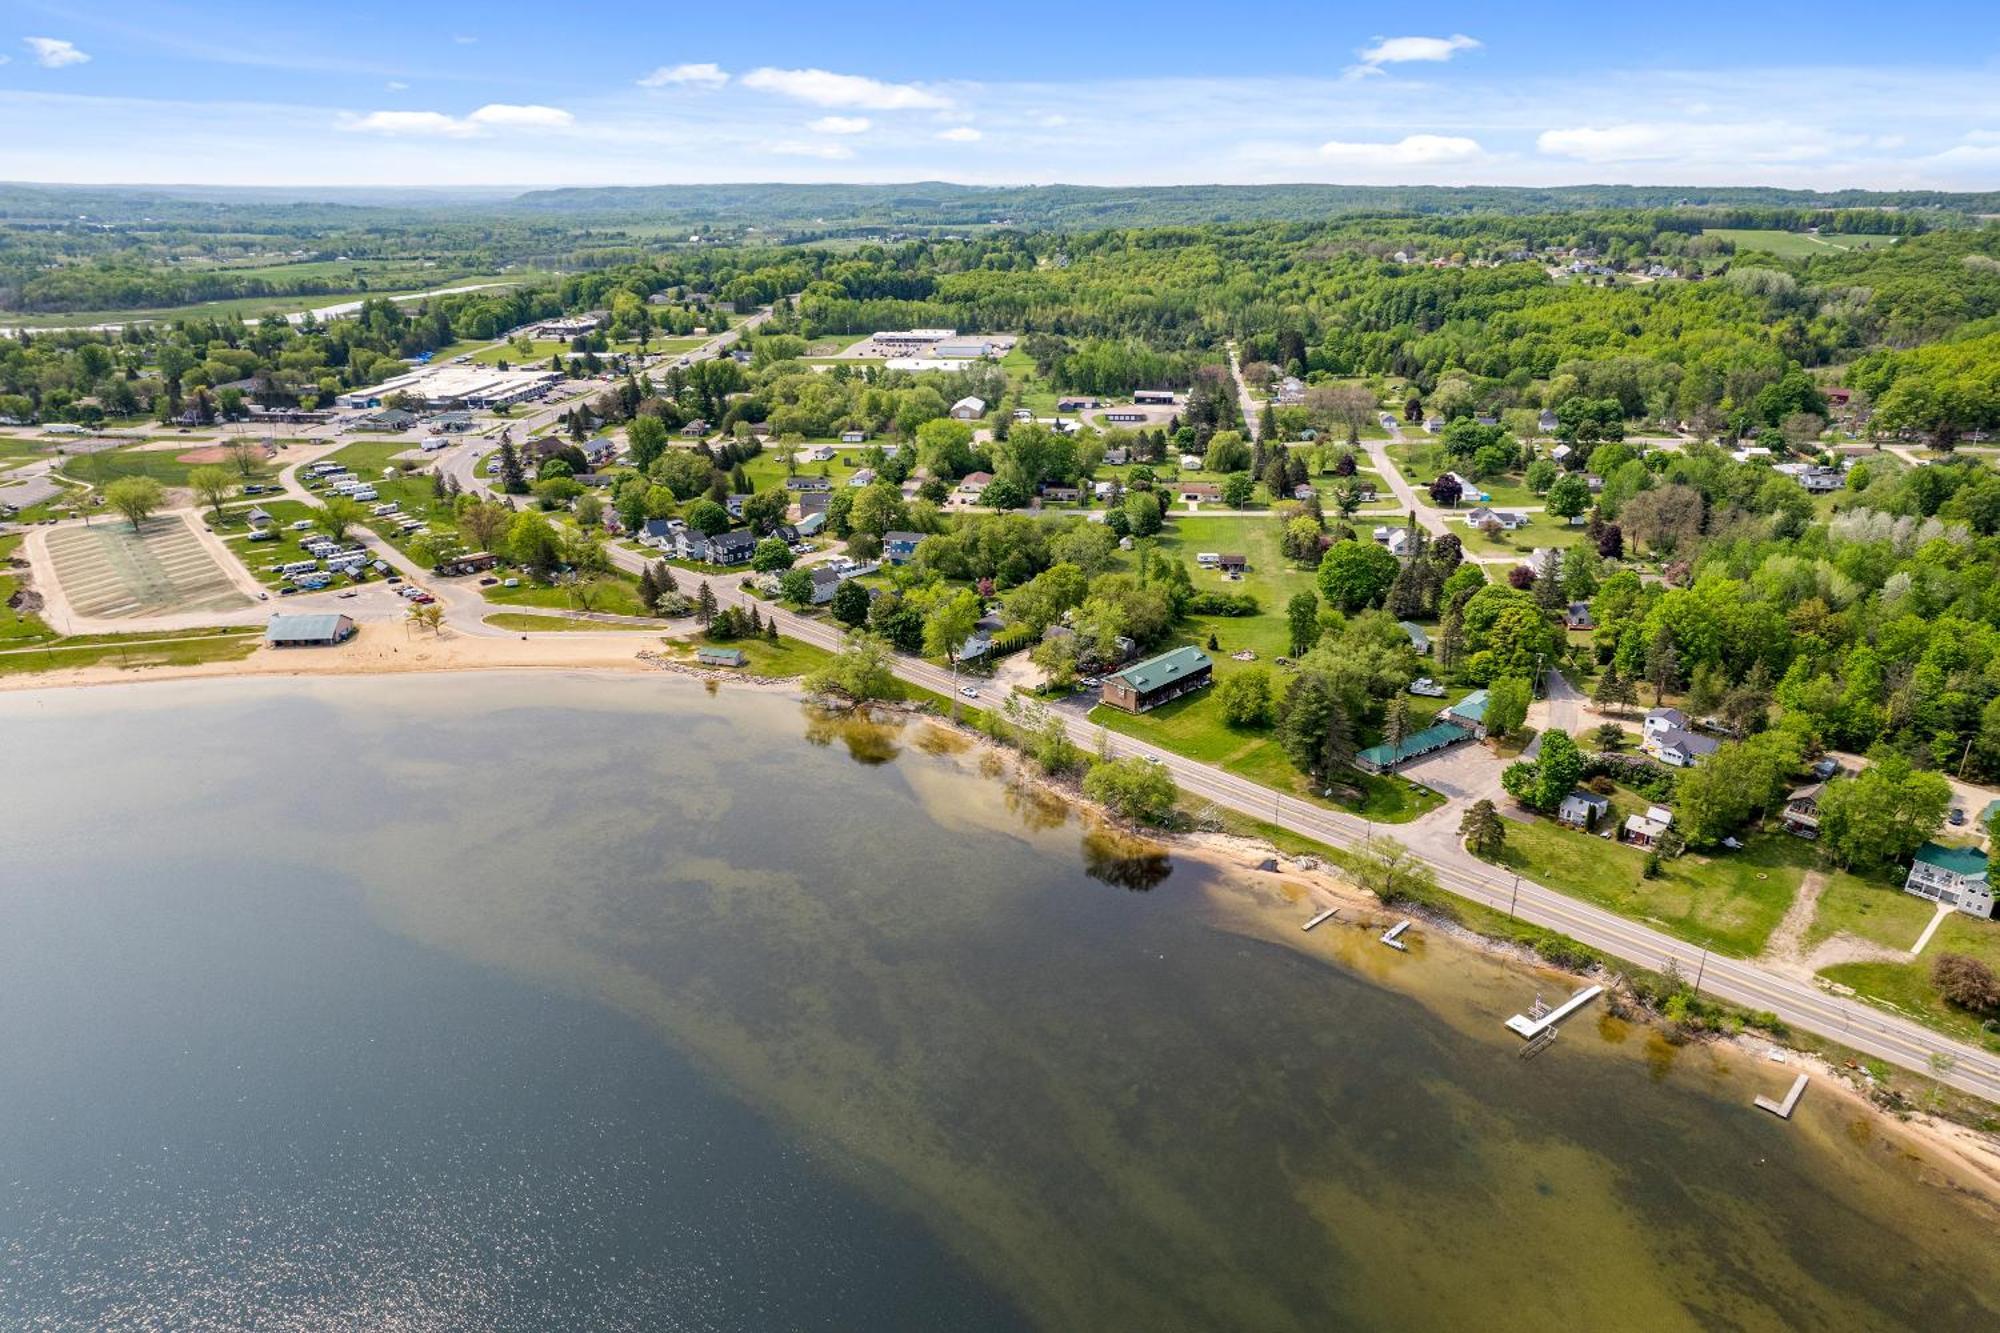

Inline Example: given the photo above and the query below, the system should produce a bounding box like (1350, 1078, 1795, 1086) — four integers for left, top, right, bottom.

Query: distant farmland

(1703, 228, 1900, 258)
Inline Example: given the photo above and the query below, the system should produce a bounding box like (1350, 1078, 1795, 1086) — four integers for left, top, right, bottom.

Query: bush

(1184, 591, 1260, 616)
(1933, 954, 2000, 1015)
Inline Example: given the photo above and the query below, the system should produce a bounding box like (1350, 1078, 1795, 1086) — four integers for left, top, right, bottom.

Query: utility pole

(1694, 942, 1709, 997)
(1508, 873, 1521, 920)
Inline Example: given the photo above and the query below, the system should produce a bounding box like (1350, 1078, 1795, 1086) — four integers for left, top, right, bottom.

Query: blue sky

(3, 1, 1999, 188)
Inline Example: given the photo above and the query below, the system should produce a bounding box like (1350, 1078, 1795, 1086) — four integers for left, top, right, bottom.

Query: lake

(2, 673, 1996, 1331)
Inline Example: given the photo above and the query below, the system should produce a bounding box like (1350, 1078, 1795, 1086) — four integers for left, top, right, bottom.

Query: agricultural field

(1702, 228, 1900, 258)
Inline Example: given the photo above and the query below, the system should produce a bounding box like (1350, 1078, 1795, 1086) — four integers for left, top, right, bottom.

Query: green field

(1383, 442, 1540, 508)
(0, 626, 262, 676)
(1702, 229, 1901, 259)
(468, 338, 577, 367)
(1804, 868, 1937, 953)
(0, 272, 532, 330)
(1478, 809, 1813, 957)
(1457, 511, 1587, 556)
(484, 612, 662, 633)
(60, 442, 277, 489)
(482, 573, 652, 618)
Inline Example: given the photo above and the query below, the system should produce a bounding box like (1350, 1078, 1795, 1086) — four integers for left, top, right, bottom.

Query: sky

(3, 1, 1999, 190)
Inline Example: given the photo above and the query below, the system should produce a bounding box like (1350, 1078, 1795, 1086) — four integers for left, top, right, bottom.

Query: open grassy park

(59, 440, 278, 490)
(1701, 228, 1900, 259)
(0, 626, 262, 677)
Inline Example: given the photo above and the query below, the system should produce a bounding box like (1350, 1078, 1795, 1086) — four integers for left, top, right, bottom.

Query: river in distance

(1, 672, 1996, 1331)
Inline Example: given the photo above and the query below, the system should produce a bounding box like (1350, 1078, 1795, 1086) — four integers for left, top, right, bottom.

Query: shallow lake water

(2, 673, 1996, 1331)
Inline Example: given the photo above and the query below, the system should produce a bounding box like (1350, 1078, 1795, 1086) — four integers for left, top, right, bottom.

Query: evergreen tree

(655, 561, 678, 595)
(696, 581, 718, 627)
(496, 437, 528, 494)
(1646, 627, 1681, 703)
(637, 563, 659, 610)
(1386, 696, 1412, 750)
(748, 604, 763, 635)
(1592, 665, 1626, 716)
(1459, 798, 1507, 859)
(765, 617, 780, 643)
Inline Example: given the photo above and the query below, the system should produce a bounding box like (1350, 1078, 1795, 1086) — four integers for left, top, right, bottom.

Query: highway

(603, 548, 2000, 1103)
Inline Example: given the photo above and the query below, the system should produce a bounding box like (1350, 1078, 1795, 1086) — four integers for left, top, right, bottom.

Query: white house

(950, 396, 988, 420)
(1904, 843, 1995, 919)
(1643, 708, 1720, 767)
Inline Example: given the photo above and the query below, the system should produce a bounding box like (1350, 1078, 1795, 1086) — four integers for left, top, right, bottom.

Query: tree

(627, 415, 670, 473)
(1083, 756, 1178, 825)
(1215, 666, 1276, 726)
(752, 536, 794, 572)
(1276, 671, 1354, 781)
(1286, 589, 1322, 657)
(460, 500, 510, 553)
(1316, 539, 1399, 611)
(779, 568, 815, 604)
(495, 436, 528, 494)
(1460, 798, 1507, 859)
(1816, 759, 1952, 870)
(1428, 473, 1462, 507)
(1221, 472, 1255, 508)
(1485, 675, 1531, 739)
(696, 580, 719, 626)
(1384, 695, 1412, 750)
(1545, 473, 1590, 521)
(188, 465, 233, 519)
(684, 498, 730, 536)
(224, 437, 262, 478)
(315, 495, 366, 542)
(803, 632, 900, 702)
(407, 601, 445, 635)
(921, 587, 982, 665)
(1352, 836, 1442, 908)
(1501, 729, 1583, 812)
(104, 476, 165, 529)
(560, 531, 611, 610)
(830, 577, 871, 628)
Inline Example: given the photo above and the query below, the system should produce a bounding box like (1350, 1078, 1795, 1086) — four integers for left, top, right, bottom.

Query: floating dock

(1504, 984, 1603, 1039)
(1755, 1074, 1810, 1119)
(1302, 906, 1340, 932)
(1380, 919, 1411, 951)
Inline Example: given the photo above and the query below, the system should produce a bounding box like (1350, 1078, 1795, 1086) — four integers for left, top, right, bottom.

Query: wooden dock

(1380, 919, 1411, 951)
(1302, 906, 1340, 931)
(1755, 1073, 1809, 1119)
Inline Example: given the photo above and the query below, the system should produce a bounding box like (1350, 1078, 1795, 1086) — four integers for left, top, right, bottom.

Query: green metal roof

(1110, 646, 1212, 694)
(1446, 689, 1489, 724)
(1913, 841, 1988, 877)
(1358, 721, 1468, 769)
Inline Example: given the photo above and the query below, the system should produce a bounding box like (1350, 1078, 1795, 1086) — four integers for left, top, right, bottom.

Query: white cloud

(345, 110, 478, 137)
(809, 115, 871, 134)
(1318, 133, 1483, 166)
(1349, 33, 1479, 77)
(452, 35, 478, 45)
(384, 80, 408, 92)
(467, 103, 574, 128)
(740, 67, 949, 110)
(937, 126, 983, 142)
(639, 62, 729, 89)
(342, 103, 573, 137)
(1038, 113, 1068, 128)
(1536, 121, 1854, 165)
(763, 139, 856, 160)
(25, 37, 91, 68)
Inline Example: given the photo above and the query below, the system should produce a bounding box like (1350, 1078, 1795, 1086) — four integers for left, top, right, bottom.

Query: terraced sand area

(44, 516, 251, 619)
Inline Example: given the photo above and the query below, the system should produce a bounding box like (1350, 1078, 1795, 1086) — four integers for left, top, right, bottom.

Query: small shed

(696, 646, 747, 668)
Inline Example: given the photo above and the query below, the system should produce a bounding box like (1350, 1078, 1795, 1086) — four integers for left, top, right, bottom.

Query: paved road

(1226, 342, 1261, 441)
(601, 556, 2000, 1103)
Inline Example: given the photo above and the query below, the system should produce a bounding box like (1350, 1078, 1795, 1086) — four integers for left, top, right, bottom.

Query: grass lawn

(1457, 511, 1588, 556)
(482, 573, 651, 618)
(0, 627, 261, 677)
(660, 632, 836, 678)
(1479, 812, 1813, 957)
(1384, 442, 1540, 509)
(1805, 868, 1939, 953)
(60, 443, 277, 489)
(1821, 908, 2000, 1052)
(468, 338, 577, 367)
(484, 612, 662, 633)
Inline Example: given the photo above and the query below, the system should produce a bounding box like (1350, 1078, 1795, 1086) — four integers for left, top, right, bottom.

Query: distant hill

(499, 181, 2000, 230)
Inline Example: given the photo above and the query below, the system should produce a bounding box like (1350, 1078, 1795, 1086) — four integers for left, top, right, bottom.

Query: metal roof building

(265, 613, 357, 647)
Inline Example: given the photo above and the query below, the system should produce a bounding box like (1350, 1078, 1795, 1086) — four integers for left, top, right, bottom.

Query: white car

(1408, 677, 1447, 698)
(958, 685, 980, 699)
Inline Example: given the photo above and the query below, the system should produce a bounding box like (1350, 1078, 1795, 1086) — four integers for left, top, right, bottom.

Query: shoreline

(8, 649, 2000, 1208)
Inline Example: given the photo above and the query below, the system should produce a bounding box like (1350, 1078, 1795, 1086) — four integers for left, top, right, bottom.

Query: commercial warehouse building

(336, 365, 561, 411)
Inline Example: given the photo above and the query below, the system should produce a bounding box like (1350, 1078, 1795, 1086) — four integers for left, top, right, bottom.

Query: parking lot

(43, 515, 252, 619)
